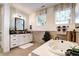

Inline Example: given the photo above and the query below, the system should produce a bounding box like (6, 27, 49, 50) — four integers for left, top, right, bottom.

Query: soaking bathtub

(29, 39, 79, 56)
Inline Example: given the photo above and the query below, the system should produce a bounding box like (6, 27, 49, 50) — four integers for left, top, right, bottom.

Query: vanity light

(13, 13, 25, 19)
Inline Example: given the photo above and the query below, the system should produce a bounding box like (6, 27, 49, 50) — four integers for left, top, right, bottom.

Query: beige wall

(1, 4, 10, 52)
(1, 4, 30, 52)
(30, 4, 76, 43)
(0, 5, 2, 32)
(30, 7, 57, 43)
(29, 7, 57, 31)
(29, 6, 75, 31)
(32, 31, 57, 43)
(10, 6, 29, 30)
(32, 31, 45, 44)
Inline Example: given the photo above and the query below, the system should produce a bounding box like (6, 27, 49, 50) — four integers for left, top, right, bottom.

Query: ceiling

(11, 3, 58, 15)
(20, 3, 57, 11)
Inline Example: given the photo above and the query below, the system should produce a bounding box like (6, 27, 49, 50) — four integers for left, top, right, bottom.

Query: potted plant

(65, 46, 79, 56)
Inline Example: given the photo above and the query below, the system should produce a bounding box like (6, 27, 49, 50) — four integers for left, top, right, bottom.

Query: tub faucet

(61, 40, 63, 43)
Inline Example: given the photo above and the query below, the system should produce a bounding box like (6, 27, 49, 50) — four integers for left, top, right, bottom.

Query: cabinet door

(11, 34, 33, 47)
(17, 34, 24, 45)
(28, 34, 32, 42)
(25, 34, 32, 43)
(22, 34, 27, 44)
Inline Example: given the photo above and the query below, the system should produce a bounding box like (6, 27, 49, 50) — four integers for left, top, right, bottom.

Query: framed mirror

(15, 17, 25, 31)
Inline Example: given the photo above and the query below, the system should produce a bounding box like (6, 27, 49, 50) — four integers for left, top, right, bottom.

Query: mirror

(15, 18, 25, 31)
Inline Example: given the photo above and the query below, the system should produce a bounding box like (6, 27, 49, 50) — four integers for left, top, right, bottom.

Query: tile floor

(3, 42, 42, 56)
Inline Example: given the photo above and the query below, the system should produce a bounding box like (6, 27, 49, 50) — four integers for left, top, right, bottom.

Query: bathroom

(0, 3, 79, 56)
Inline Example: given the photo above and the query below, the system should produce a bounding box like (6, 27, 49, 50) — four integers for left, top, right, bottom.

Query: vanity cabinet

(10, 34, 32, 48)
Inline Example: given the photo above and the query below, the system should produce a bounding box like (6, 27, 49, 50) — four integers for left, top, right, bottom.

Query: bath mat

(19, 43, 34, 49)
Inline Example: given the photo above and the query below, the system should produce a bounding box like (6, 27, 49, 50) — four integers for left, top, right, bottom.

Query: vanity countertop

(10, 30, 32, 34)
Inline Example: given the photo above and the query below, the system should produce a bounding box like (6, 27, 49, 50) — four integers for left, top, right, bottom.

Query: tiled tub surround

(32, 31, 79, 44)
(33, 31, 66, 43)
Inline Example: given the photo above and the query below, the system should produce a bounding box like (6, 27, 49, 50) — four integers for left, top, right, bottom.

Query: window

(55, 9, 71, 24)
(54, 4, 73, 25)
(75, 14, 79, 23)
(75, 4, 79, 28)
(75, 4, 79, 23)
(36, 14, 46, 26)
(36, 12, 46, 26)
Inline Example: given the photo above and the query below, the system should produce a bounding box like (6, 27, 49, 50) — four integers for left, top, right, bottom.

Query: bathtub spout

(61, 40, 63, 43)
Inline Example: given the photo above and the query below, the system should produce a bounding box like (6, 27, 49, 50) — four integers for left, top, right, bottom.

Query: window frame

(55, 8, 71, 25)
(36, 14, 46, 26)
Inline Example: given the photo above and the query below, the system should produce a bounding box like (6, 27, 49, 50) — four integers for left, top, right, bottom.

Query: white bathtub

(30, 39, 79, 56)
(48, 40, 79, 56)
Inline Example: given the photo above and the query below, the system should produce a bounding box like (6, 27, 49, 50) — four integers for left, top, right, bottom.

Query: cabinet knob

(13, 35, 16, 37)
(13, 44, 16, 46)
(13, 39, 16, 40)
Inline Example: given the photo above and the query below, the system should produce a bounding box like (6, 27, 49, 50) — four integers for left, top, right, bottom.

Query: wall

(29, 7, 57, 43)
(30, 7, 75, 31)
(32, 31, 58, 44)
(29, 7, 57, 31)
(10, 7, 29, 30)
(32, 31, 45, 44)
(1, 4, 30, 53)
(0, 6, 2, 32)
(1, 4, 10, 52)
(0, 7, 1, 31)
(75, 4, 79, 45)
(29, 4, 76, 43)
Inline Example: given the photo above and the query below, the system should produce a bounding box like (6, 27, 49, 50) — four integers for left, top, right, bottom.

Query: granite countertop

(10, 30, 32, 34)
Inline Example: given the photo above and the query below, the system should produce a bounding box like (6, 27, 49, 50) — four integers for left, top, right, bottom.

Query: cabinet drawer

(11, 43, 18, 48)
(10, 34, 33, 48)
(11, 39, 17, 43)
(11, 35, 16, 38)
